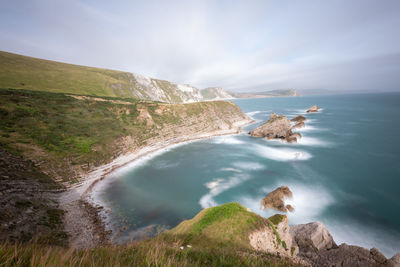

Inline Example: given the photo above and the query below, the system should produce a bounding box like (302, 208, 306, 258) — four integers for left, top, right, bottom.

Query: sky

(1, 0, 400, 92)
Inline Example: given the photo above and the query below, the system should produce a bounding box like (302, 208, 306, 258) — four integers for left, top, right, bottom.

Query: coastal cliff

(0, 87, 252, 247)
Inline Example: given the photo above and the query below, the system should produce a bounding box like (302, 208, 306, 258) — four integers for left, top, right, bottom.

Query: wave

(246, 111, 263, 117)
(153, 160, 181, 169)
(219, 168, 242, 173)
(212, 136, 245, 145)
(294, 125, 319, 132)
(294, 136, 331, 147)
(232, 161, 266, 170)
(252, 144, 312, 161)
(199, 174, 251, 208)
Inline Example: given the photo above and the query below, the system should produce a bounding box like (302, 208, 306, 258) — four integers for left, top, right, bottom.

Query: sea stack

(261, 186, 294, 212)
(249, 113, 302, 143)
(307, 105, 320, 113)
(290, 115, 306, 122)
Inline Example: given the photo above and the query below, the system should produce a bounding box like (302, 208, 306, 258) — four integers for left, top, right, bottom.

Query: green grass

(0, 204, 301, 266)
(0, 239, 299, 267)
(0, 51, 204, 103)
(268, 214, 286, 226)
(168, 203, 270, 251)
(0, 88, 244, 182)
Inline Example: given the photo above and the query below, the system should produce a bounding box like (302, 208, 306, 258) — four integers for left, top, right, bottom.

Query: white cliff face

(126, 73, 219, 103)
(201, 87, 235, 100)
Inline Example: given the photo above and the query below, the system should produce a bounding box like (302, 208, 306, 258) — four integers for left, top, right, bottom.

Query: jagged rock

(388, 253, 400, 267)
(261, 186, 293, 212)
(307, 105, 320, 113)
(370, 247, 388, 264)
(292, 121, 305, 129)
(291, 115, 306, 122)
(249, 113, 302, 143)
(286, 204, 294, 212)
(312, 244, 389, 267)
(249, 214, 299, 258)
(249, 113, 291, 139)
(290, 222, 337, 253)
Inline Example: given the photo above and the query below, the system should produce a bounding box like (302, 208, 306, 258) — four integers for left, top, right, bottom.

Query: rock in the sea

(286, 204, 294, 212)
(249, 113, 291, 139)
(290, 221, 337, 253)
(291, 115, 306, 122)
(307, 105, 320, 113)
(249, 113, 302, 143)
(261, 186, 293, 212)
(292, 121, 305, 129)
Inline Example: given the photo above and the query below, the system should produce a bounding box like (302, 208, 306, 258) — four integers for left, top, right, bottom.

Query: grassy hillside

(0, 203, 300, 266)
(0, 88, 246, 183)
(0, 51, 137, 98)
(0, 51, 204, 103)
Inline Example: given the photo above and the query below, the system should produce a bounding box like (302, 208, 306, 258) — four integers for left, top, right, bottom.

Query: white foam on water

(205, 178, 226, 189)
(295, 125, 319, 132)
(153, 160, 180, 169)
(219, 168, 242, 173)
(237, 183, 334, 224)
(199, 174, 250, 208)
(232, 161, 266, 170)
(246, 111, 262, 117)
(294, 136, 331, 147)
(212, 136, 245, 145)
(252, 144, 312, 161)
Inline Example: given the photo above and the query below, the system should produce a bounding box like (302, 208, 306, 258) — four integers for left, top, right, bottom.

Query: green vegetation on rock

(0, 203, 300, 266)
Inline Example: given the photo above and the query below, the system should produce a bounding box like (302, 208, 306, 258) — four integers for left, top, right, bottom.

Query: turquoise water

(95, 93, 400, 256)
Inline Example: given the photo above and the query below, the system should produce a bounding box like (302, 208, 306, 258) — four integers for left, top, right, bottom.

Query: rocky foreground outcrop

(250, 214, 400, 267)
(254, 186, 400, 267)
(249, 113, 302, 143)
(290, 221, 400, 267)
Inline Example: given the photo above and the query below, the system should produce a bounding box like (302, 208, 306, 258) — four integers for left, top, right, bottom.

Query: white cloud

(1, 0, 399, 92)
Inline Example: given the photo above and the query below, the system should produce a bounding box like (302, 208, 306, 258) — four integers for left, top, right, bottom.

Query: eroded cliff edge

(0, 88, 253, 247)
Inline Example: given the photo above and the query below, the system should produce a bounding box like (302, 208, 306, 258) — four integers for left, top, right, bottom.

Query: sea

(92, 92, 400, 257)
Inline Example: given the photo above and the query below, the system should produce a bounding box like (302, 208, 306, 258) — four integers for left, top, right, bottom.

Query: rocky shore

(255, 186, 400, 267)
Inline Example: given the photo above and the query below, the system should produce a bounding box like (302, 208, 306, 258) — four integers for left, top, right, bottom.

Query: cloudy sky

(1, 0, 400, 92)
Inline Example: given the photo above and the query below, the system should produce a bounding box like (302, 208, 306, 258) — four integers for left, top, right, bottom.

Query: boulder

(290, 222, 337, 253)
(370, 247, 388, 264)
(388, 253, 400, 267)
(286, 204, 294, 212)
(261, 186, 293, 212)
(307, 105, 320, 113)
(291, 115, 306, 122)
(312, 244, 389, 267)
(292, 121, 305, 129)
